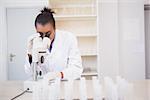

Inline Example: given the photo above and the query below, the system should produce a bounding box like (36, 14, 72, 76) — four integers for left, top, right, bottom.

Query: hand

(43, 72, 61, 82)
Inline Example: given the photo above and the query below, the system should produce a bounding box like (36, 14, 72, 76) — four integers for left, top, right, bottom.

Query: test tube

(32, 82, 40, 100)
(64, 79, 74, 100)
(92, 76, 102, 100)
(104, 77, 118, 100)
(41, 80, 49, 100)
(117, 76, 134, 100)
(48, 78, 61, 100)
(79, 77, 87, 100)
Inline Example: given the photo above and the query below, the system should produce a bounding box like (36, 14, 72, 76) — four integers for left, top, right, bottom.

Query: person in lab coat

(24, 7, 83, 81)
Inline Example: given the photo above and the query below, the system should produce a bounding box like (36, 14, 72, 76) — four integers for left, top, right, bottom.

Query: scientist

(24, 7, 83, 81)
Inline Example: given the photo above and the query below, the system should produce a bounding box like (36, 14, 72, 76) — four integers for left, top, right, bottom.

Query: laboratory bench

(0, 79, 150, 100)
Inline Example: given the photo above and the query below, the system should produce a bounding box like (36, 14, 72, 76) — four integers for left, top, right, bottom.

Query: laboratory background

(0, 0, 150, 100)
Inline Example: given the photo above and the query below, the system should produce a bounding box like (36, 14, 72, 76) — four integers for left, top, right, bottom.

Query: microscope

(32, 35, 51, 81)
(24, 32, 51, 91)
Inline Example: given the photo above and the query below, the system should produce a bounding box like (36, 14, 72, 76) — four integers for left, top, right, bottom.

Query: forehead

(36, 23, 53, 32)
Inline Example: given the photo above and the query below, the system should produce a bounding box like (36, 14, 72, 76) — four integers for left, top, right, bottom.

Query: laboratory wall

(0, 3, 7, 81)
(98, 0, 120, 79)
(118, 0, 145, 80)
(98, 0, 145, 80)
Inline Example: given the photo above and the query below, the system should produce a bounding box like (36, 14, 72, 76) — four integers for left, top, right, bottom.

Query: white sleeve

(24, 55, 33, 76)
(62, 34, 83, 80)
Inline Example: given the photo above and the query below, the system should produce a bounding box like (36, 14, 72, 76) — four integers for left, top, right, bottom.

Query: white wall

(99, 0, 145, 80)
(98, 0, 120, 79)
(0, 2, 7, 81)
(118, 0, 145, 80)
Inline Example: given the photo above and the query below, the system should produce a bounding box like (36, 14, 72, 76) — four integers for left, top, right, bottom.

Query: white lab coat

(24, 30, 83, 80)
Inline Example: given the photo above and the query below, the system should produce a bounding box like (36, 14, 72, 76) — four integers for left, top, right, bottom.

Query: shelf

(50, 4, 96, 8)
(82, 56, 97, 74)
(81, 72, 98, 76)
(56, 20, 96, 35)
(78, 37, 97, 56)
(49, 0, 96, 7)
(76, 33, 97, 37)
(52, 7, 96, 16)
(54, 15, 97, 20)
(50, 0, 98, 76)
(81, 52, 97, 56)
(81, 54, 97, 56)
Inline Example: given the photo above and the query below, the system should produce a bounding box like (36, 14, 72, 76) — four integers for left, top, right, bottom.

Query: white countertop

(0, 80, 150, 100)
(0, 80, 94, 100)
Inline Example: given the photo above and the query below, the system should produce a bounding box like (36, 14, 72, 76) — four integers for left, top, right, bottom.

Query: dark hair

(35, 7, 55, 29)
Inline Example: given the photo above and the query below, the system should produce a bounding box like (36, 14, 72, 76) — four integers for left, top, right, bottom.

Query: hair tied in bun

(41, 7, 55, 14)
